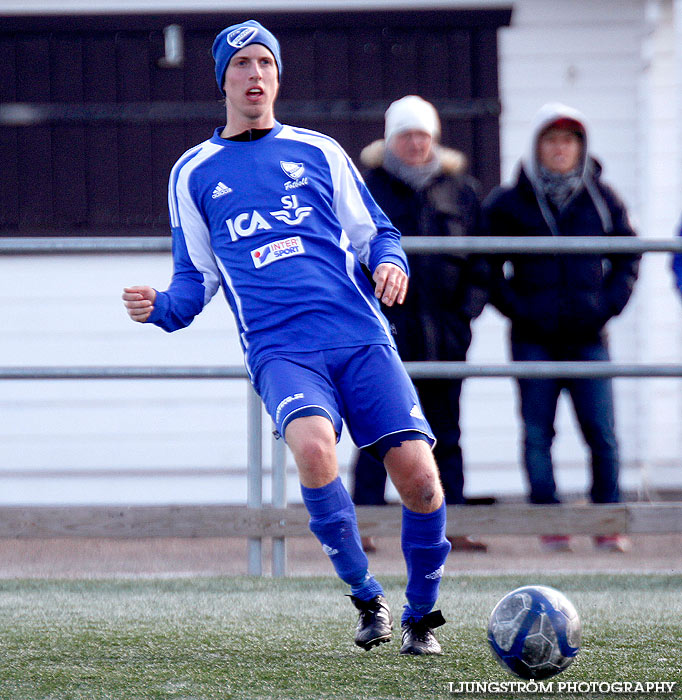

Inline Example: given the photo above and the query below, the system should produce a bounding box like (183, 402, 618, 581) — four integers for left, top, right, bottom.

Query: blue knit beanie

(212, 20, 282, 94)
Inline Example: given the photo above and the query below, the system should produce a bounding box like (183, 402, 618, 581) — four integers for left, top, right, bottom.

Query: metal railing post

(271, 434, 288, 577)
(246, 384, 262, 576)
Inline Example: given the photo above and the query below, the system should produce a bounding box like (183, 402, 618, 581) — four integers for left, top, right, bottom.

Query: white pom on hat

(384, 95, 440, 143)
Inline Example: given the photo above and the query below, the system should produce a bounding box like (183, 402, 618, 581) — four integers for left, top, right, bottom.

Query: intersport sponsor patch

(251, 236, 305, 269)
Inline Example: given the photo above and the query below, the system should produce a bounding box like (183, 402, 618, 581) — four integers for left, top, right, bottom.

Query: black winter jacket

(361, 141, 487, 361)
(482, 159, 639, 344)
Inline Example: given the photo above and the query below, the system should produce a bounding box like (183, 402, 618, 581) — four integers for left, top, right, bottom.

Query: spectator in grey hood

(482, 102, 639, 554)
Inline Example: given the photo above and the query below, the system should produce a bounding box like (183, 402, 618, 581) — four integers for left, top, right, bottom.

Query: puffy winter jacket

(482, 104, 639, 344)
(361, 140, 487, 360)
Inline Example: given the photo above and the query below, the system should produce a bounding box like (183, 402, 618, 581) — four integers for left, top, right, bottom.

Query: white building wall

(633, 0, 682, 493)
(465, 0, 667, 502)
(1, 0, 680, 505)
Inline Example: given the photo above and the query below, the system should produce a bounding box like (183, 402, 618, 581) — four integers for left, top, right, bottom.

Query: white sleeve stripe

(170, 141, 223, 304)
(168, 144, 203, 227)
(214, 256, 254, 380)
(275, 126, 377, 265)
(340, 232, 394, 344)
(214, 256, 249, 338)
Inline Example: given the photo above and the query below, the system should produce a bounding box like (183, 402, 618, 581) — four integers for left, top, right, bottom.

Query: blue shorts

(254, 344, 434, 451)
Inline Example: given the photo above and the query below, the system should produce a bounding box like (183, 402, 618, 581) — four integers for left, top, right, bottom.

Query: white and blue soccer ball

(487, 585, 581, 680)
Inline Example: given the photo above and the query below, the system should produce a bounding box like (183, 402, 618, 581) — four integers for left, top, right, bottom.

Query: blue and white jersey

(149, 122, 408, 379)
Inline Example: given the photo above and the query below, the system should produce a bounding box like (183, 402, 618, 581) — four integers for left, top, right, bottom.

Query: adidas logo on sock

(211, 181, 233, 199)
(425, 565, 444, 580)
(322, 543, 339, 557)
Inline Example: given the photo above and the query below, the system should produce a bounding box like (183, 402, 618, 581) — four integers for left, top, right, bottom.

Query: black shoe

(400, 610, 446, 655)
(349, 594, 393, 650)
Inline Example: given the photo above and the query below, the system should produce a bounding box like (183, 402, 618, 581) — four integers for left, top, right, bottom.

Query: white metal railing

(1, 235, 682, 254)
(2, 235, 681, 576)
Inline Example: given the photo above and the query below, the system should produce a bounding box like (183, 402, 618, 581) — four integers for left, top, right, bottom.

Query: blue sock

(301, 477, 383, 601)
(401, 502, 451, 624)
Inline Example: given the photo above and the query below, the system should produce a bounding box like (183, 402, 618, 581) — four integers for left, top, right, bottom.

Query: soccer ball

(487, 585, 581, 680)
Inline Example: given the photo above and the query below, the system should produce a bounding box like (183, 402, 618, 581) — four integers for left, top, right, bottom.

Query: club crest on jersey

(226, 26, 259, 48)
(280, 161, 309, 190)
(251, 236, 305, 268)
(281, 161, 304, 179)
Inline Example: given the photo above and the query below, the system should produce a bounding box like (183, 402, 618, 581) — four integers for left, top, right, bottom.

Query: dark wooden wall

(0, 9, 512, 236)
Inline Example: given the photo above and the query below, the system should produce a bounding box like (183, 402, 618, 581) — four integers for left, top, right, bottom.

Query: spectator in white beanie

(351, 95, 489, 555)
(384, 95, 441, 146)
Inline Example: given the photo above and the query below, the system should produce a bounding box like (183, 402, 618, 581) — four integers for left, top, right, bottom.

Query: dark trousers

(352, 378, 466, 506)
(511, 338, 621, 505)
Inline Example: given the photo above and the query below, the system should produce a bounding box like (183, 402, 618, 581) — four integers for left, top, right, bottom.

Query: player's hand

(122, 285, 157, 323)
(373, 263, 408, 307)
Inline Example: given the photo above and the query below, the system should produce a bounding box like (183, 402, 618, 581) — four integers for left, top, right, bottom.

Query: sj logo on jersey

(270, 195, 313, 226)
(226, 196, 312, 242)
(251, 236, 305, 269)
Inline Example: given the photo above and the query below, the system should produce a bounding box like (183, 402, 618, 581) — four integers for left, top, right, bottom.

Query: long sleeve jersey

(148, 122, 408, 379)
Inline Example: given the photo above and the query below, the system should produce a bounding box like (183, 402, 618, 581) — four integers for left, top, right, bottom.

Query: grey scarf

(383, 146, 442, 191)
(537, 165, 583, 210)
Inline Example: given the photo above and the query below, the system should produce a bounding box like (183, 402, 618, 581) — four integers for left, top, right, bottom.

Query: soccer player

(122, 19, 450, 655)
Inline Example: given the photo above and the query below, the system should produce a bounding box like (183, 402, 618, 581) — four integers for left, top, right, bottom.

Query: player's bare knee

(417, 481, 443, 511)
(295, 435, 333, 468)
(401, 470, 443, 513)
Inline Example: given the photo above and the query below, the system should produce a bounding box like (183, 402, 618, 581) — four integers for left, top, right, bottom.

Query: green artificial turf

(0, 574, 679, 699)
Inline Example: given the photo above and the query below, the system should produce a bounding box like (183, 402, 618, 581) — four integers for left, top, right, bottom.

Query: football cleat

(400, 609, 446, 655)
(349, 594, 393, 650)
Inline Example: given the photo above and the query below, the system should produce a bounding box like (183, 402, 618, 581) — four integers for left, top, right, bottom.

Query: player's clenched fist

(122, 286, 157, 323)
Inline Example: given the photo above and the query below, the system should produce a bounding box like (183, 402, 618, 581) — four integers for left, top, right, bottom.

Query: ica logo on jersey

(226, 210, 272, 241)
(226, 195, 312, 241)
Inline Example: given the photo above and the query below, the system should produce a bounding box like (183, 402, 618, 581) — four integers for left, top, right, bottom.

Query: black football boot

(349, 594, 393, 650)
(400, 609, 446, 655)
